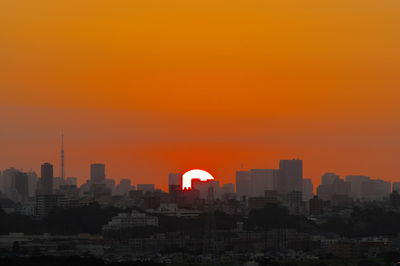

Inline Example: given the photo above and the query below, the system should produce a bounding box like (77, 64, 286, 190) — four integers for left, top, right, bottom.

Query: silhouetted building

(321, 173, 340, 185)
(89, 183, 111, 198)
(361, 179, 391, 201)
(192, 180, 220, 199)
(105, 178, 115, 194)
(317, 178, 351, 201)
(286, 190, 304, 215)
(390, 191, 400, 207)
(250, 169, 278, 197)
(143, 196, 161, 209)
(264, 190, 279, 203)
(14, 172, 28, 201)
(56, 185, 79, 199)
(35, 194, 65, 218)
(26, 171, 38, 197)
(302, 178, 313, 201)
(103, 211, 158, 231)
(90, 163, 106, 183)
(309, 196, 324, 215)
(40, 163, 53, 195)
(115, 178, 133, 195)
(137, 184, 155, 193)
(331, 194, 353, 207)
(168, 173, 181, 187)
(0, 168, 30, 202)
(248, 197, 268, 210)
(345, 175, 370, 199)
(236, 171, 251, 199)
(286, 190, 302, 205)
(279, 159, 303, 194)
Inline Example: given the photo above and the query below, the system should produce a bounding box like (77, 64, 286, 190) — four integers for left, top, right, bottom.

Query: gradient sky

(1, 0, 400, 189)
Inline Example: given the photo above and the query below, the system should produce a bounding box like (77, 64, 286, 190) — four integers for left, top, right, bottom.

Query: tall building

(115, 178, 133, 195)
(345, 175, 370, 199)
(0, 168, 29, 202)
(0, 167, 18, 197)
(168, 173, 181, 186)
(35, 194, 66, 218)
(90, 164, 106, 183)
(317, 178, 351, 201)
(236, 171, 251, 198)
(250, 169, 278, 197)
(40, 163, 53, 195)
(302, 178, 313, 201)
(321, 173, 340, 185)
(279, 159, 303, 194)
(26, 171, 38, 197)
(361, 179, 391, 201)
(14, 172, 29, 201)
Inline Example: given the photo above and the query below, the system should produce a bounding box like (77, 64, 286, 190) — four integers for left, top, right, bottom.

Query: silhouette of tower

(203, 182, 217, 263)
(60, 131, 65, 179)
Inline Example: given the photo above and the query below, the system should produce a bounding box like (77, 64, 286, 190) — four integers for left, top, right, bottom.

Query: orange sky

(1, 0, 400, 189)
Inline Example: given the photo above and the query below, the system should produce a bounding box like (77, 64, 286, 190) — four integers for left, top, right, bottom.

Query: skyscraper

(168, 172, 182, 192)
(250, 169, 278, 197)
(168, 173, 181, 186)
(41, 163, 53, 195)
(279, 159, 303, 194)
(90, 164, 106, 183)
(235, 170, 251, 198)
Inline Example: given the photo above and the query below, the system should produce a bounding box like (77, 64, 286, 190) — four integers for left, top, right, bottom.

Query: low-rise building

(103, 211, 158, 231)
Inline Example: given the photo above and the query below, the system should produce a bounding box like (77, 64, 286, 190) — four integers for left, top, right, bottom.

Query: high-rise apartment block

(279, 159, 303, 194)
(40, 163, 54, 195)
(90, 164, 106, 184)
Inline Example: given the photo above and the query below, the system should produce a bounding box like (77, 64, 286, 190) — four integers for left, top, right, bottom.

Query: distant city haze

(1, 1, 400, 189)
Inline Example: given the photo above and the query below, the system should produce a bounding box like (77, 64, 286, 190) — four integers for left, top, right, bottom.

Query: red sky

(1, 0, 400, 189)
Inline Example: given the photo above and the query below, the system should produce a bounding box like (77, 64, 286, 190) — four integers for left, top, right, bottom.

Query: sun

(182, 169, 214, 190)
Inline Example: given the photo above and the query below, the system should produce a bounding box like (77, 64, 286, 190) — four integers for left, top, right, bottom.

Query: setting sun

(182, 169, 215, 189)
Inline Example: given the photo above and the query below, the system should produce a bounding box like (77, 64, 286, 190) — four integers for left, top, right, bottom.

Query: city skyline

(2, 156, 399, 190)
(1, 158, 398, 197)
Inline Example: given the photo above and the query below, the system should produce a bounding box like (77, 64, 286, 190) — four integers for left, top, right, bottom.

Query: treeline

(2, 202, 400, 237)
(0, 203, 120, 235)
(321, 205, 400, 237)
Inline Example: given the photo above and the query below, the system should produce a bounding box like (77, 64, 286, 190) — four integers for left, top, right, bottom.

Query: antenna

(60, 130, 65, 179)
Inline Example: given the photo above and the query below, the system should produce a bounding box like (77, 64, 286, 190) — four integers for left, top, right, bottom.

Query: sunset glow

(1, 1, 400, 188)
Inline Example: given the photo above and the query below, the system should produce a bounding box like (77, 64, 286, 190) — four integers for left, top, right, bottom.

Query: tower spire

(60, 130, 65, 179)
